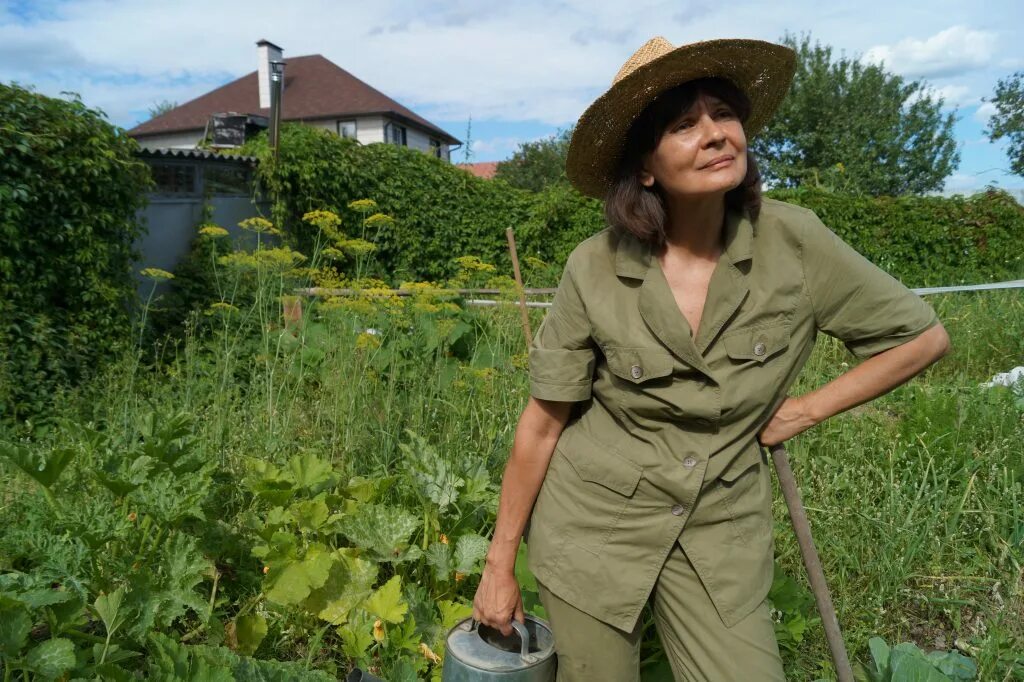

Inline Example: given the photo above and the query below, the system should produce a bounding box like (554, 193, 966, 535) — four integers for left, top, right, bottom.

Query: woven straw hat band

(612, 36, 675, 85)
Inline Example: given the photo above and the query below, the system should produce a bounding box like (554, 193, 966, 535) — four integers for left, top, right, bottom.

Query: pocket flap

(558, 428, 643, 496)
(722, 324, 790, 363)
(604, 346, 674, 383)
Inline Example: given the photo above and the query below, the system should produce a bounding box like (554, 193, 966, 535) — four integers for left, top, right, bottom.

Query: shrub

(0, 83, 152, 419)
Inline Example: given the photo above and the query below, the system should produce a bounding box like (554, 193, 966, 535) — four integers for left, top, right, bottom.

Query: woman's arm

(759, 322, 951, 447)
(473, 396, 573, 634)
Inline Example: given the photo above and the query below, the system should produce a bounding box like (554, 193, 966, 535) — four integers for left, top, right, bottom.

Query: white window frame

(337, 119, 357, 139)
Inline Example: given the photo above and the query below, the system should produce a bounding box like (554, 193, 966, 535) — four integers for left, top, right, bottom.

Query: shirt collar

(614, 205, 754, 279)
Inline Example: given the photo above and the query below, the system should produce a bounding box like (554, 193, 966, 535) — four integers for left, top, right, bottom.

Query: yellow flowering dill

(140, 267, 175, 280)
(238, 216, 275, 233)
(438, 302, 461, 314)
(452, 255, 496, 273)
(205, 301, 240, 315)
(412, 301, 440, 314)
(350, 277, 391, 291)
(511, 353, 529, 370)
(363, 212, 395, 228)
(436, 318, 456, 339)
(338, 238, 377, 257)
(347, 198, 378, 211)
(217, 253, 255, 270)
(355, 332, 382, 350)
(302, 209, 341, 231)
(524, 256, 548, 270)
(254, 246, 307, 270)
(199, 225, 229, 238)
(321, 247, 345, 260)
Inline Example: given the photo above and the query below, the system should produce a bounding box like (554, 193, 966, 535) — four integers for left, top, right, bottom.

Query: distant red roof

(456, 161, 500, 179)
(128, 53, 459, 145)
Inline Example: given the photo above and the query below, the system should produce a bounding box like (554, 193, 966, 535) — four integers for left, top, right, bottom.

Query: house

(456, 161, 500, 179)
(128, 40, 462, 161)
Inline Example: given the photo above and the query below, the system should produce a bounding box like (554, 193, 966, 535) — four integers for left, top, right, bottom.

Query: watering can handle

(470, 618, 531, 658)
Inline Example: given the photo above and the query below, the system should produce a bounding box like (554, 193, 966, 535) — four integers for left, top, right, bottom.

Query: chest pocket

(721, 322, 790, 364)
(603, 346, 674, 384)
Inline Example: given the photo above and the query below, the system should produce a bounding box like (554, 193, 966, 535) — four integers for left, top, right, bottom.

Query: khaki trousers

(536, 541, 785, 681)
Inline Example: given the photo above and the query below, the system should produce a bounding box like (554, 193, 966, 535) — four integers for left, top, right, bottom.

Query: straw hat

(565, 37, 797, 200)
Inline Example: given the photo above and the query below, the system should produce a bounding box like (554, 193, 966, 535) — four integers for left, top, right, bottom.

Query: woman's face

(638, 92, 747, 200)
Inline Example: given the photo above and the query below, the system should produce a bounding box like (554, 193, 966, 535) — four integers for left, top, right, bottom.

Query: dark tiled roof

(456, 161, 500, 179)
(128, 54, 460, 145)
(136, 147, 259, 164)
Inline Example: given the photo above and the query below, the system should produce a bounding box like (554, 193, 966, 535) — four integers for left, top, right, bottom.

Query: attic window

(337, 120, 357, 139)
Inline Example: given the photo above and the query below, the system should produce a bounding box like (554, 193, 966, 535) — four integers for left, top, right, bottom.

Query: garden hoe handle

(767, 442, 855, 682)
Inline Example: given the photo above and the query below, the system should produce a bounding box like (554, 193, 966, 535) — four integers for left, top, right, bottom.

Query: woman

(473, 37, 950, 680)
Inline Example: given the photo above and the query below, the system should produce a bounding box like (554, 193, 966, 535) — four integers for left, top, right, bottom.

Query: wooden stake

(768, 442, 855, 682)
(506, 228, 533, 347)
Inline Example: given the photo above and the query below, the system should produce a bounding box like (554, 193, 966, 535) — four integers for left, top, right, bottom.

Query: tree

(147, 99, 178, 119)
(984, 71, 1024, 177)
(494, 126, 574, 193)
(751, 33, 960, 196)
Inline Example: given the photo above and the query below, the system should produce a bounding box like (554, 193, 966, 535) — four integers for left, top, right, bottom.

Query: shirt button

(753, 341, 766, 356)
(630, 365, 643, 379)
(683, 457, 697, 468)
(671, 504, 685, 516)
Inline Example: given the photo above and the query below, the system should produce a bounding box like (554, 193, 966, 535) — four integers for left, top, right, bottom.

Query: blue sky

(3, 0, 1022, 193)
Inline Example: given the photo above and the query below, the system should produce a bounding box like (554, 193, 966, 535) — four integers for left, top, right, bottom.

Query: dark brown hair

(603, 77, 762, 246)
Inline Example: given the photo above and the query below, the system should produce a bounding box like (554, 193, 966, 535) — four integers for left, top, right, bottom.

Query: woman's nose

(700, 116, 727, 146)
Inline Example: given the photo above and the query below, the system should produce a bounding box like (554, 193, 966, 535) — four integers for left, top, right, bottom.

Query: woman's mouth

(701, 155, 734, 170)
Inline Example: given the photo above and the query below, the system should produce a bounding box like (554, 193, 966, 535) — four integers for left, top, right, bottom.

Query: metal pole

(269, 60, 285, 160)
(767, 442, 855, 682)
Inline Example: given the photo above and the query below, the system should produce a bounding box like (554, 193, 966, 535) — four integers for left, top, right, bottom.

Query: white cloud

(973, 101, 998, 125)
(864, 26, 997, 79)
(1, 0, 1020, 138)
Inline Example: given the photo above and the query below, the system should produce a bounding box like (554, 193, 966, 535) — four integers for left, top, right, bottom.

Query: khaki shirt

(524, 198, 939, 633)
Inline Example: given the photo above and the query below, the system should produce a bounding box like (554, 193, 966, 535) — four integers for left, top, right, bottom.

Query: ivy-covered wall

(246, 125, 1024, 288)
(0, 83, 152, 418)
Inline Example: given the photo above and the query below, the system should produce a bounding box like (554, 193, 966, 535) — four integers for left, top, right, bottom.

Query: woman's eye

(715, 108, 735, 118)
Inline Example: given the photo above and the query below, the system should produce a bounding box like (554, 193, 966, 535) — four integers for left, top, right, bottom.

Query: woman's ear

(638, 165, 655, 188)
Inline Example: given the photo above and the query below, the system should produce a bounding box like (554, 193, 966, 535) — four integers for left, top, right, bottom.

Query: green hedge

(246, 125, 1023, 289)
(0, 83, 152, 419)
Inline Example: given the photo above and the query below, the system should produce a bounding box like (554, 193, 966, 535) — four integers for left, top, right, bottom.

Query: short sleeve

(802, 211, 940, 359)
(528, 255, 597, 402)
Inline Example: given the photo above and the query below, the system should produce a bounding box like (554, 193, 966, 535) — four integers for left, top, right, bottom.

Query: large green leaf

(454, 533, 490, 574)
(94, 586, 126, 637)
(927, 650, 977, 681)
(339, 503, 419, 561)
(0, 442, 75, 489)
(364, 575, 408, 624)
(287, 453, 337, 494)
(25, 637, 76, 680)
(305, 551, 378, 625)
(889, 643, 953, 682)
(229, 614, 267, 656)
(426, 541, 453, 582)
(265, 545, 334, 606)
(0, 602, 31, 655)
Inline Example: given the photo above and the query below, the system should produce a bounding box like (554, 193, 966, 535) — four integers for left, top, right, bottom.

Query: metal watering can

(442, 615, 556, 681)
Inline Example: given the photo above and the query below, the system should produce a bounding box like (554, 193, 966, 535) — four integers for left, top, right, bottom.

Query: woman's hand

(472, 562, 526, 637)
(757, 395, 818, 447)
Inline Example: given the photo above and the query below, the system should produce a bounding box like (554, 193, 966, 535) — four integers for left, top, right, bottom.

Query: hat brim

(566, 39, 796, 200)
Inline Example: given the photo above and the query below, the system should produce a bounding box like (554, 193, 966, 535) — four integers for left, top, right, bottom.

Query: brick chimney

(257, 39, 283, 109)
